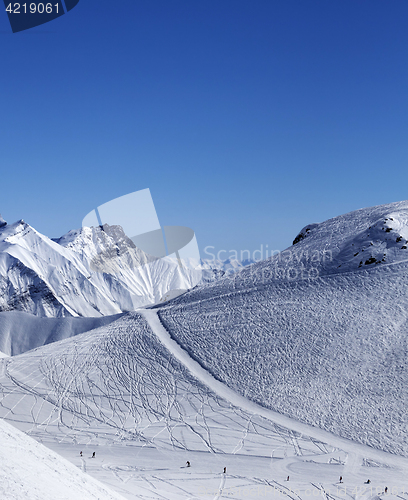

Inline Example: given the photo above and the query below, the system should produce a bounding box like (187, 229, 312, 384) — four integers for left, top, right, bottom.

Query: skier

(186, 461, 190, 467)
(80, 451, 82, 457)
(339, 476, 343, 483)
(223, 467, 227, 474)
(385, 487, 388, 493)
(287, 476, 290, 481)
(365, 480, 371, 484)
(92, 452, 95, 458)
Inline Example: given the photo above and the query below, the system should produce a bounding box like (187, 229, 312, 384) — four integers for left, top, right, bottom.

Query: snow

(140, 309, 408, 469)
(1, 200, 408, 498)
(0, 220, 250, 319)
(199, 258, 256, 283)
(158, 288, 188, 303)
(0, 310, 124, 356)
(0, 418, 125, 499)
(0, 308, 407, 498)
(156, 200, 408, 456)
(0, 221, 203, 318)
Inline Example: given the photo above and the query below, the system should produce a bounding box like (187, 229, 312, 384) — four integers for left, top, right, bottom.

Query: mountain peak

(288, 200, 408, 274)
(292, 223, 319, 245)
(0, 214, 7, 228)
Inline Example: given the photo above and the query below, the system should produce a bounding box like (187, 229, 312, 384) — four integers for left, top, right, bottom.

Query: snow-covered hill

(0, 308, 407, 499)
(284, 200, 408, 276)
(2, 200, 408, 498)
(157, 200, 408, 456)
(0, 311, 343, 499)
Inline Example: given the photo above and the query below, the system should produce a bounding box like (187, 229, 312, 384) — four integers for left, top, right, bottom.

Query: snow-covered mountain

(0, 218, 203, 318)
(157, 200, 408, 455)
(2, 201, 408, 499)
(199, 257, 255, 282)
(287, 201, 408, 275)
(0, 217, 252, 320)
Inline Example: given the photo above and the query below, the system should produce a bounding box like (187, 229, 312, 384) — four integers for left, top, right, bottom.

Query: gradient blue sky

(1, 0, 407, 259)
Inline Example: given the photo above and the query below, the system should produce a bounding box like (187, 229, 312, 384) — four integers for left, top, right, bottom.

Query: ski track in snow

(140, 308, 408, 470)
(157, 260, 408, 457)
(0, 309, 407, 498)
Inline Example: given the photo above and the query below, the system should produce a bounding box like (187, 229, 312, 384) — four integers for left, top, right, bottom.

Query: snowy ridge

(0, 218, 251, 320)
(0, 220, 201, 318)
(289, 200, 408, 275)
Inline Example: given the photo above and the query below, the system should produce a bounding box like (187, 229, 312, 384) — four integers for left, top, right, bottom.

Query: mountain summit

(0, 220, 200, 317)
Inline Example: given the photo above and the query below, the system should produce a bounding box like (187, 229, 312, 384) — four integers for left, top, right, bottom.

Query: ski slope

(0, 418, 125, 500)
(157, 200, 408, 456)
(1, 200, 408, 498)
(0, 307, 407, 499)
(140, 309, 408, 469)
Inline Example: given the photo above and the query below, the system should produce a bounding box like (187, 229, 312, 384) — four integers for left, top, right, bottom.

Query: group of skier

(76, 454, 388, 494)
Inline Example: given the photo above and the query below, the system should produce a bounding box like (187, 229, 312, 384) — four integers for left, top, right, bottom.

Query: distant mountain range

(0, 217, 253, 319)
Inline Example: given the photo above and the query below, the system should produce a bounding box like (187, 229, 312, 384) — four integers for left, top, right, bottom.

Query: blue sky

(1, 0, 407, 259)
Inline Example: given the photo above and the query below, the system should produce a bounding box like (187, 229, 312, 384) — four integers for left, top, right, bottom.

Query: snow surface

(0, 221, 203, 317)
(157, 200, 408, 456)
(0, 309, 407, 499)
(0, 418, 125, 499)
(0, 310, 123, 356)
(1, 200, 408, 498)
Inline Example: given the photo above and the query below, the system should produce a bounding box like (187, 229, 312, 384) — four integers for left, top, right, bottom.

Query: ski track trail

(213, 473, 226, 500)
(139, 308, 408, 474)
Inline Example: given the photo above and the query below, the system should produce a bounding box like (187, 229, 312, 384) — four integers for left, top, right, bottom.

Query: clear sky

(1, 0, 407, 260)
